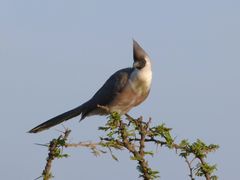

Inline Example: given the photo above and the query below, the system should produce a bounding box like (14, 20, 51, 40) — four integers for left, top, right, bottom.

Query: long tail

(28, 105, 85, 133)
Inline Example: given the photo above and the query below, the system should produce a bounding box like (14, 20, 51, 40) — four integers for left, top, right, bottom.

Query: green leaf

(111, 154, 119, 161)
(144, 151, 154, 156)
(130, 155, 142, 161)
(98, 126, 110, 131)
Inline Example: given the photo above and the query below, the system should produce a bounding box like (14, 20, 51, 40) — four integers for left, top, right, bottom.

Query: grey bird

(29, 40, 152, 133)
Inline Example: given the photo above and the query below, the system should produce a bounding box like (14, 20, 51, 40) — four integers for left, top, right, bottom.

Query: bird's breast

(129, 67, 152, 94)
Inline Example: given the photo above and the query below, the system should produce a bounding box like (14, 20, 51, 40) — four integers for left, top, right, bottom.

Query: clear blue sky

(1, 0, 239, 179)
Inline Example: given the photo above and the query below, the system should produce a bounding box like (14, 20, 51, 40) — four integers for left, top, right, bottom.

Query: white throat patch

(129, 56, 152, 94)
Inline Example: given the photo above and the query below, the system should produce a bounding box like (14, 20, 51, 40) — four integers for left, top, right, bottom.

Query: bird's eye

(134, 60, 146, 69)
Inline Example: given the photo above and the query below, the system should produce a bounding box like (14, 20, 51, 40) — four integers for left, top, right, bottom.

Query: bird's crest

(133, 39, 148, 62)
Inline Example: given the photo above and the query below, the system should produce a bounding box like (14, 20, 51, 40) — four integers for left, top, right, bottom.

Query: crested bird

(29, 40, 152, 133)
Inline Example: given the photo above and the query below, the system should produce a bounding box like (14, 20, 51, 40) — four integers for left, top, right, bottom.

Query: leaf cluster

(178, 139, 219, 179)
(98, 113, 219, 180)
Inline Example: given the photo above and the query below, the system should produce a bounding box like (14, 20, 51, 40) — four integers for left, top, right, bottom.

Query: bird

(29, 40, 152, 133)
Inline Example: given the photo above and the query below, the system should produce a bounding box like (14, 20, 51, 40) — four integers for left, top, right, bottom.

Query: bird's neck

(130, 59, 152, 94)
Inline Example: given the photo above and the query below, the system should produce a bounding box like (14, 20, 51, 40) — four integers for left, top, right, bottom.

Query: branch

(34, 113, 218, 180)
(42, 129, 71, 180)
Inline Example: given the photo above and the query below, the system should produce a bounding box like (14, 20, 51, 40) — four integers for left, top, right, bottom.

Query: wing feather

(80, 68, 133, 118)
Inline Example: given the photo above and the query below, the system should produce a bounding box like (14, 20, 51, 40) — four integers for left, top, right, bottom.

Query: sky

(0, 0, 240, 179)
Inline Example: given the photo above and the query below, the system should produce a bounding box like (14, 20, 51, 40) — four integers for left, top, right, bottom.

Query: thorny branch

(35, 113, 218, 180)
(40, 129, 71, 180)
(185, 157, 196, 180)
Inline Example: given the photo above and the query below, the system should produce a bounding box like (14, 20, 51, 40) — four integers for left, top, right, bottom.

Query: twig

(185, 157, 195, 180)
(42, 129, 71, 180)
(198, 157, 211, 180)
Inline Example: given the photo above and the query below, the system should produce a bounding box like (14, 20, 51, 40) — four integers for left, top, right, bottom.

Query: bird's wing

(91, 67, 133, 105)
(80, 68, 133, 118)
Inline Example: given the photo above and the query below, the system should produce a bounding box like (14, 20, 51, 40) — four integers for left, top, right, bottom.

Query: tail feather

(28, 105, 84, 133)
